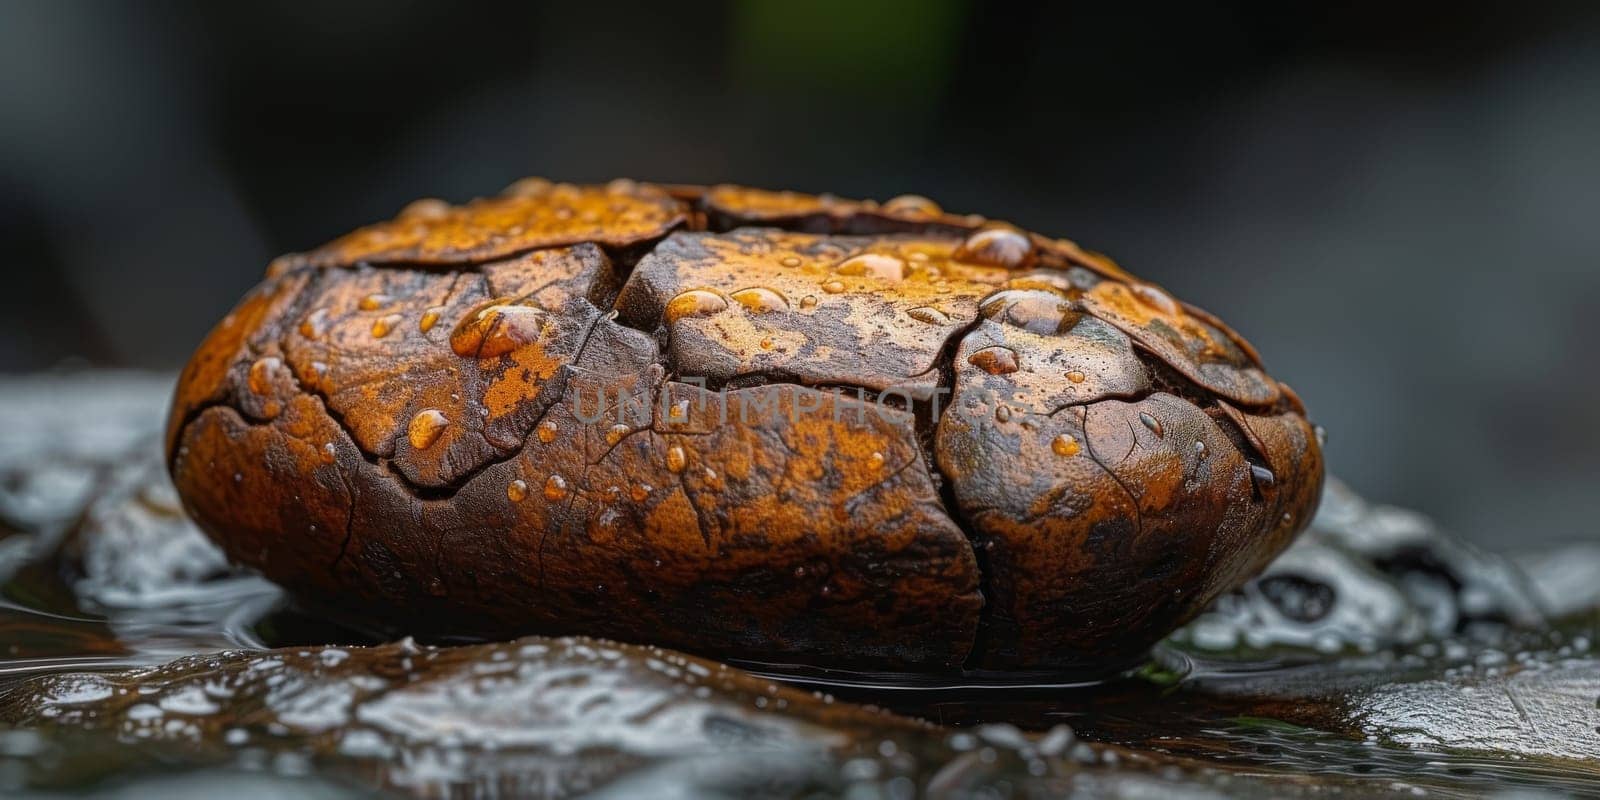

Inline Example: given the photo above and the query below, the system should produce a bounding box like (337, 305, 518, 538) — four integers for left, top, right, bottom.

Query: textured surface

(9, 373, 1600, 798)
(167, 181, 1324, 671)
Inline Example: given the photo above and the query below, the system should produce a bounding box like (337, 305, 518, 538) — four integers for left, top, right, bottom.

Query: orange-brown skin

(168, 180, 1323, 672)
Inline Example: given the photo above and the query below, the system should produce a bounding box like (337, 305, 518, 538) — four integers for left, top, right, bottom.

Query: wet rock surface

(168, 181, 1323, 672)
(2, 373, 1598, 797)
(1172, 477, 1546, 657)
(3, 636, 1099, 798)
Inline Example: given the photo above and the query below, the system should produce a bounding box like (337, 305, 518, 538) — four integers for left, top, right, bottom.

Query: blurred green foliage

(731, 0, 967, 102)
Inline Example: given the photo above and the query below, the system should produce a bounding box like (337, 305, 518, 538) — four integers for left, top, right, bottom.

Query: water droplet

(507, 479, 528, 502)
(397, 198, 451, 221)
(994, 405, 1012, 423)
(1008, 271, 1082, 296)
(1066, 370, 1086, 384)
(630, 483, 653, 502)
(503, 176, 552, 197)
(907, 306, 951, 325)
(967, 346, 1020, 375)
(664, 289, 729, 324)
(779, 256, 803, 268)
(730, 287, 790, 314)
(1138, 412, 1164, 437)
(537, 420, 559, 443)
(955, 225, 1033, 269)
(299, 309, 330, 339)
(371, 313, 402, 338)
(868, 452, 886, 470)
(247, 357, 280, 395)
(1194, 440, 1208, 457)
(667, 400, 691, 423)
(543, 474, 569, 502)
(407, 409, 449, 450)
(821, 279, 847, 294)
(979, 289, 1081, 335)
(450, 300, 543, 358)
(606, 424, 630, 446)
(419, 307, 442, 333)
(359, 293, 391, 312)
(836, 253, 906, 282)
(1250, 464, 1276, 489)
(1052, 434, 1081, 457)
(1129, 283, 1181, 316)
(882, 194, 942, 218)
(319, 442, 337, 464)
(666, 446, 687, 473)
(799, 295, 818, 309)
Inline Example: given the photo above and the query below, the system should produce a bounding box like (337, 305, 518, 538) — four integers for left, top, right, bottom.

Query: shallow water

(1, 372, 1597, 798)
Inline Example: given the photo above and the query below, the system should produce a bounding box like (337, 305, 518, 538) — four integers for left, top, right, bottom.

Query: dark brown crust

(168, 180, 1323, 671)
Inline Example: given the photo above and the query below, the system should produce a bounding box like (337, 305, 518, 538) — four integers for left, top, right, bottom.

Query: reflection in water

(0, 373, 1597, 798)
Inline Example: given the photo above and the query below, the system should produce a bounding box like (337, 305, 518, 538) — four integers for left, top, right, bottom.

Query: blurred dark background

(1, 0, 1595, 550)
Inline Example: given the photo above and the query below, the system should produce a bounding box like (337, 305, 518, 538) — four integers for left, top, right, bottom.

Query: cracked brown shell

(167, 180, 1323, 673)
